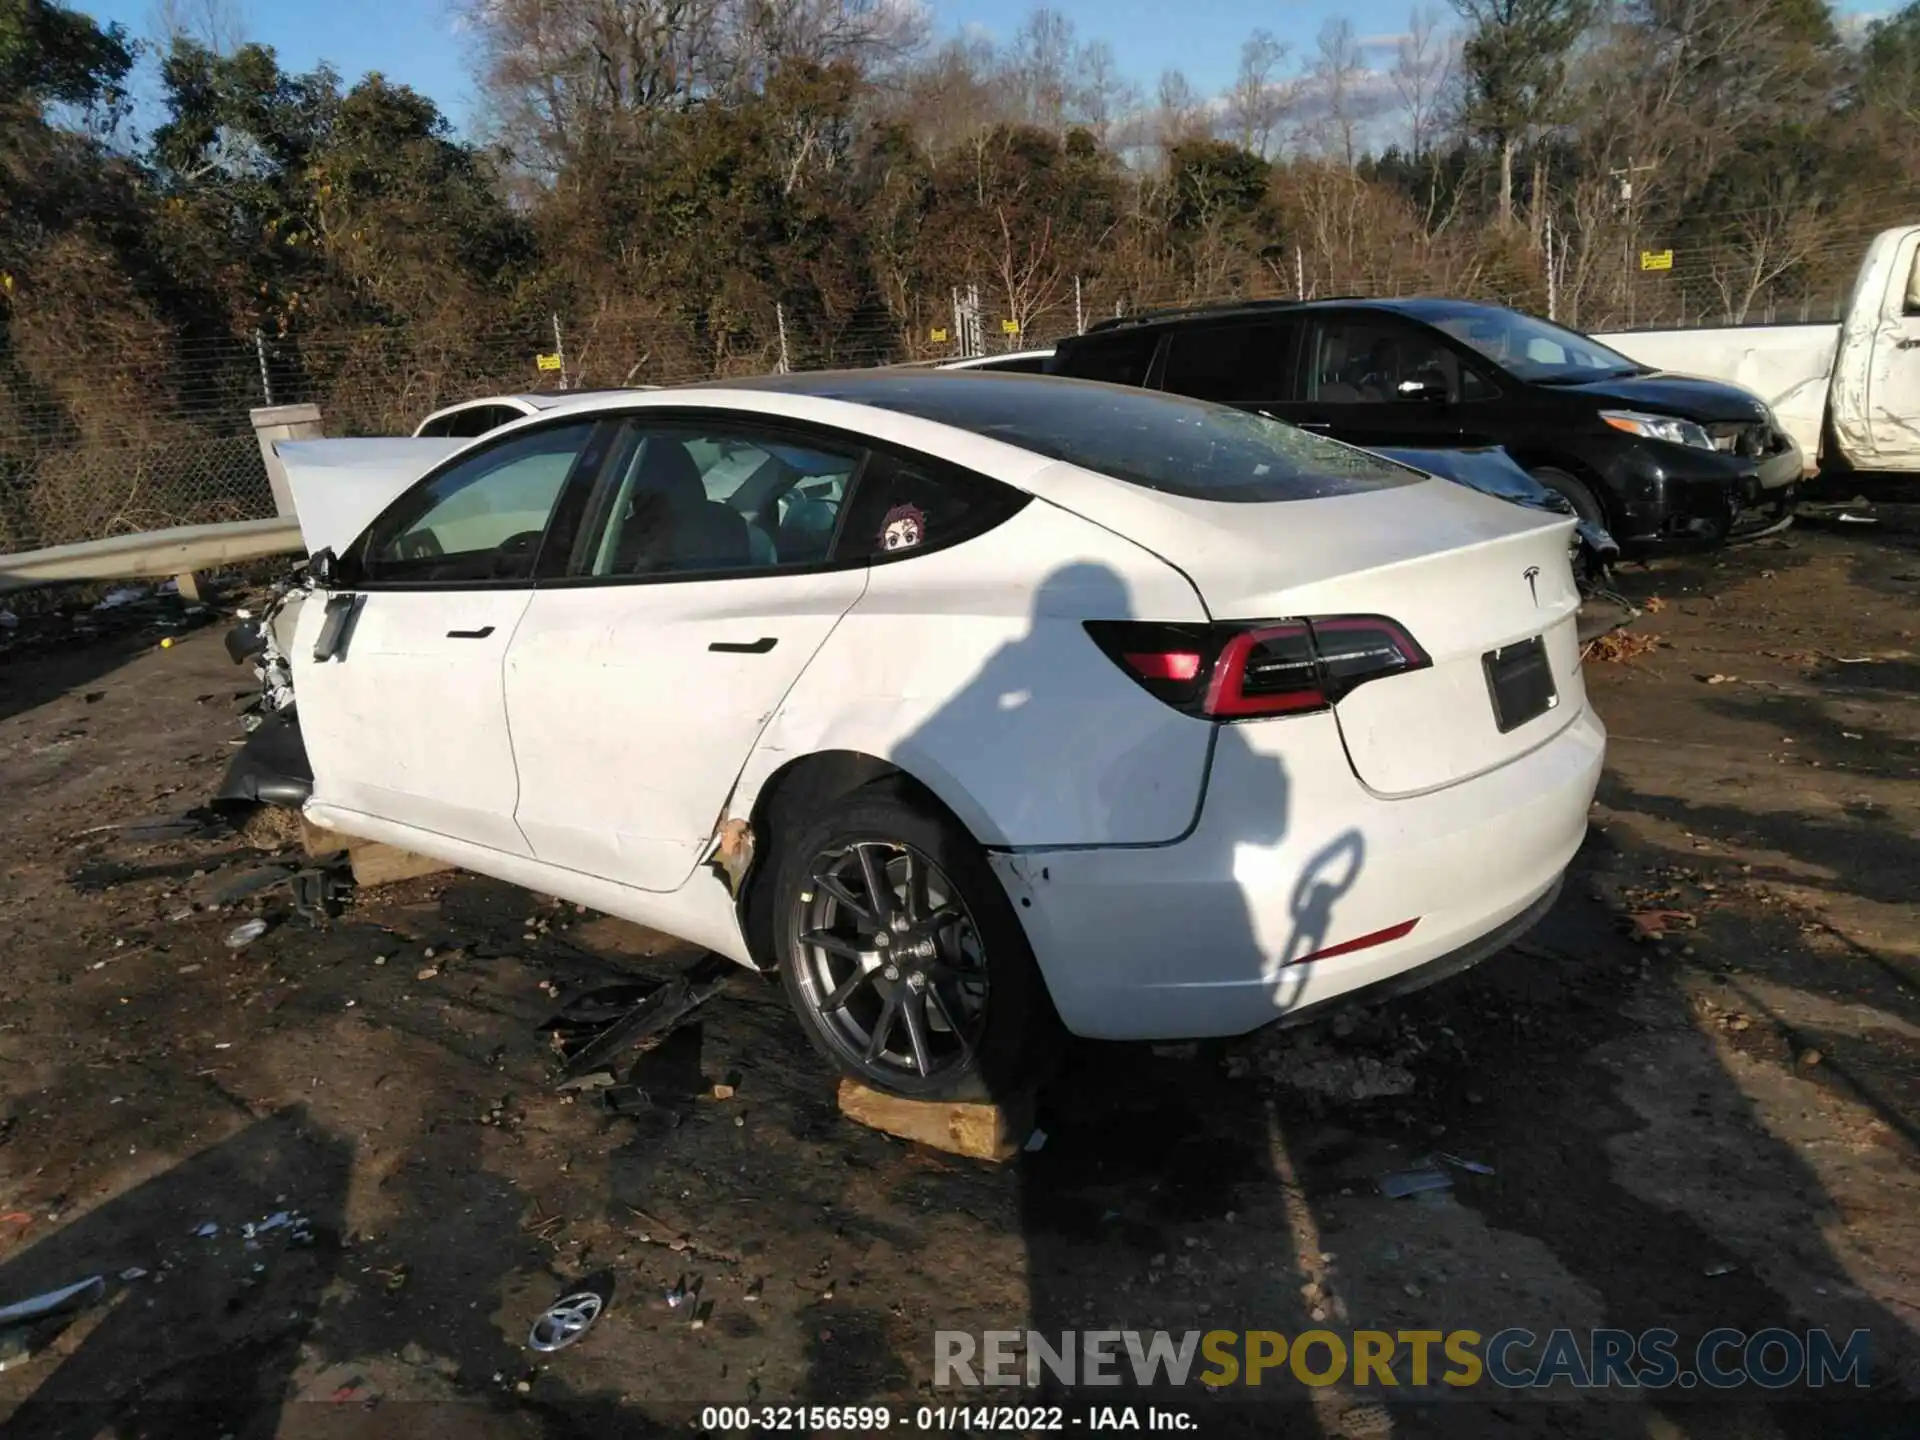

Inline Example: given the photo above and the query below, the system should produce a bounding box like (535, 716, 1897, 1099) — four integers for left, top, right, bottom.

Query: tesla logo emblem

(1524, 566, 1542, 605)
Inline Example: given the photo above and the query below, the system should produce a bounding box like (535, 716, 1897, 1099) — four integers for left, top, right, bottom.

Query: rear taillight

(1085, 616, 1429, 721)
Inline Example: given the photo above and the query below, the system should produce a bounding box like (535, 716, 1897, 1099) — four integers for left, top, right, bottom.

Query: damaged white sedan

(223, 372, 1605, 1098)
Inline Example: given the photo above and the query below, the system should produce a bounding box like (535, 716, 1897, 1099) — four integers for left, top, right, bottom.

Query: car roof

(416, 388, 652, 423)
(1074, 295, 1513, 338)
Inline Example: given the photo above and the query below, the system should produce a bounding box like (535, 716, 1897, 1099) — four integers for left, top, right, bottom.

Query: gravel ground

(1, 508, 1917, 1439)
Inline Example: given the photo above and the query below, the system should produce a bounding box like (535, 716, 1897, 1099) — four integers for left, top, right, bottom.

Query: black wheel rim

(789, 841, 990, 1087)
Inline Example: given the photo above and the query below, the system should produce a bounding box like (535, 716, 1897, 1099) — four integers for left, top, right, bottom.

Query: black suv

(1046, 297, 1802, 545)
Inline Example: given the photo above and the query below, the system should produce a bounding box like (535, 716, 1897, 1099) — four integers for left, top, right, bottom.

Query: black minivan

(1046, 297, 1802, 546)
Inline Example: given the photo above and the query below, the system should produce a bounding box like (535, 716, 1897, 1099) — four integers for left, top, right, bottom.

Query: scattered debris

(1642, 595, 1667, 613)
(1626, 908, 1696, 941)
(1699, 673, 1738, 685)
(1434, 1151, 1495, 1176)
(1586, 630, 1661, 663)
(225, 918, 269, 950)
(711, 1082, 736, 1101)
(527, 1287, 607, 1352)
(1704, 1262, 1737, 1278)
(193, 1222, 220, 1239)
(1799, 1049, 1823, 1068)
(1023, 1128, 1049, 1153)
(119, 1267, 148, 1281)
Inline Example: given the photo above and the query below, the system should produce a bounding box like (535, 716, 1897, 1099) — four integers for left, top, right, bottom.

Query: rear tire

(773, 782, 1053, 1101)
(1528, 465, 1608, 530)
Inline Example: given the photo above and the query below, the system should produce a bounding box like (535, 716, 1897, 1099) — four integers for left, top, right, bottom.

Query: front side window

(1159, 319, 1297, 404)
(1427, 306, 1642, 383)
(354, 420, 599, 585)
(582, 425, 862, 578)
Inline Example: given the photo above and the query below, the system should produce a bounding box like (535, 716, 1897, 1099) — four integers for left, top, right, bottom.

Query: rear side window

(1159, 319, 1298, 404)
(1050, 330, 1160, 387)
(835, 453, 1030, 563)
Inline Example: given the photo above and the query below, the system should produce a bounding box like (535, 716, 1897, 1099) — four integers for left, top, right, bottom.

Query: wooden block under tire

(301, 818, 453, 887)
(836, 1078, 1035, 1162)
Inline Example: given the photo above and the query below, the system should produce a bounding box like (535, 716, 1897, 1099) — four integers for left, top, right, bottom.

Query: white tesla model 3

(270, 371, 1605, 1098)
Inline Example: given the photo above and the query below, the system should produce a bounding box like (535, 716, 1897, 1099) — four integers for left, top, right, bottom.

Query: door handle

(446, 625, 495, 639)
(708, 637, 777, 654)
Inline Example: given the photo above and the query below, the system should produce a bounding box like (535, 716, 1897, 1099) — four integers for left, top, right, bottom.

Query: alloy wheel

(788, 840, 990, 1088)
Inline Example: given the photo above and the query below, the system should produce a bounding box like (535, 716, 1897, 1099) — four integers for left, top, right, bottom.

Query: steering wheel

(399, 530, 444, 561)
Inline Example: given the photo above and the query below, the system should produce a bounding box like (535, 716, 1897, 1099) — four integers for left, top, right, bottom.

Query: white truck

(1595, 224, 1920, 476)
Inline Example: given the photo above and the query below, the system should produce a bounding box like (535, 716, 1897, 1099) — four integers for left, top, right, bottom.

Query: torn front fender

(215, 709, 313, 809)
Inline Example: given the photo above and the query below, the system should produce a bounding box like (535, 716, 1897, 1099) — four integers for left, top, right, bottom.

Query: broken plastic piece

(1434, 1152, 1495, 1176)
(527, 1288, 606, 1352)
(0, 1276, 106, 1329)
(226, 918, 269, 949)
(551, 952, 736, 1085)
(1378, 1167, 1453, 1199)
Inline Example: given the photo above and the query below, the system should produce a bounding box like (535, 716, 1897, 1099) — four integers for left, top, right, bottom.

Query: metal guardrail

(0, 516, 304, 593)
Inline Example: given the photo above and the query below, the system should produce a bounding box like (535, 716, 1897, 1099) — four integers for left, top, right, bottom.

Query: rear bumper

(991, 705, 1605, 1040)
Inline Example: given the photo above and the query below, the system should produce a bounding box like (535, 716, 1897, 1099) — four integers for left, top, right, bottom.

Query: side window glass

(586, 427, 861, 578)
(835, 453, 1029, 563)
(356, 420, 597, 585)
(1160, 320, 1296, 404)
(1308, 319, 1463, 404)
(1054, 331, 1159, 387)
(1905, 246, 1920, 316)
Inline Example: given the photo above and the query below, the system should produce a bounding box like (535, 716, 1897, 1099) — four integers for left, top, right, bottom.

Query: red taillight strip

(1287, 917, 1420, 966)
(1203, 624, 1325, 717)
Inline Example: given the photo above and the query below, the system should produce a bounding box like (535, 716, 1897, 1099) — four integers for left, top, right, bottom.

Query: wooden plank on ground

(836, 1078, 1034, 1162)
(302, 818, 452, 886)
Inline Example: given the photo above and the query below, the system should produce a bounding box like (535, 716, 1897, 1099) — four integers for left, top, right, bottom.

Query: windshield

(800, 373, 1421, 503)
(1429, 308, 1643, 383)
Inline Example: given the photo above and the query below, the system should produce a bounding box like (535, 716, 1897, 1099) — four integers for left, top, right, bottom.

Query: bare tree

(1221, 30, 1292, 158)
(1391, 7, 1455, 159)
(1311, 19, 1371, 170)
(1153, 68, 1207, 151)
(1004, 7, 1076, 132)
(150, 0, 249, 53)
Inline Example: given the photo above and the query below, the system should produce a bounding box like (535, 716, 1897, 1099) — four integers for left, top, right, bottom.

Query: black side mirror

(308, 547, 337, 589)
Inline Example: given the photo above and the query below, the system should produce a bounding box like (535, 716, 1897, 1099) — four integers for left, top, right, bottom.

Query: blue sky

(77, 0, 1891, 137)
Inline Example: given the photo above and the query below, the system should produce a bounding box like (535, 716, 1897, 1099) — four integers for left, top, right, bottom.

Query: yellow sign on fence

(1001, 319, 1021, 335)
(536, 352, 563, 372)
(1640, 250, 1674, 272)
(930, 327, 949, 342)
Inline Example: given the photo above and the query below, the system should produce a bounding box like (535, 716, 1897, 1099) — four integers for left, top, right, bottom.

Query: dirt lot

(1, 508, 1918, 1439)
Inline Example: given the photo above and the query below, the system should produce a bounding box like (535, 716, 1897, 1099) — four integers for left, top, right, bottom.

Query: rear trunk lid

(1031, 464, 1586, 797)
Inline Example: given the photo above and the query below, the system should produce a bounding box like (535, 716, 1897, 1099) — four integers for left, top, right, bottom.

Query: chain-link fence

(0, 221, 1887, 556)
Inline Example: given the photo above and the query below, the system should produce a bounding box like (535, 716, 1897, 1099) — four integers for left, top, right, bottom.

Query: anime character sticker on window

(880, 503, 926, 552)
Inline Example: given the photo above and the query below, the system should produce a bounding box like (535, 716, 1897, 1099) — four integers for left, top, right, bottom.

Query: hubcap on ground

(791, 841, 988, 1084)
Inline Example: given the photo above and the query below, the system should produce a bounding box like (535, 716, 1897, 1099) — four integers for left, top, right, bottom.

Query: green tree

(1450, 0, 1592, 225)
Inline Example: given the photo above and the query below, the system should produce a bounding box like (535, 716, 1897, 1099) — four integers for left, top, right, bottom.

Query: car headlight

(1600, 410, 1714, 450)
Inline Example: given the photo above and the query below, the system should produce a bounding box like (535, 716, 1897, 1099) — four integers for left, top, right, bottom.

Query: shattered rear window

(804, 374, 1420, 503)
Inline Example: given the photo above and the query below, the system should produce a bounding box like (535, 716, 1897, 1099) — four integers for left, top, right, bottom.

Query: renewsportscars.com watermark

(935, 1328, 1873, 1392)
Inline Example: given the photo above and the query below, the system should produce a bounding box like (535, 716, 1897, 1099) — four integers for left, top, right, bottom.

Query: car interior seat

(610, 439, 753, 574)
